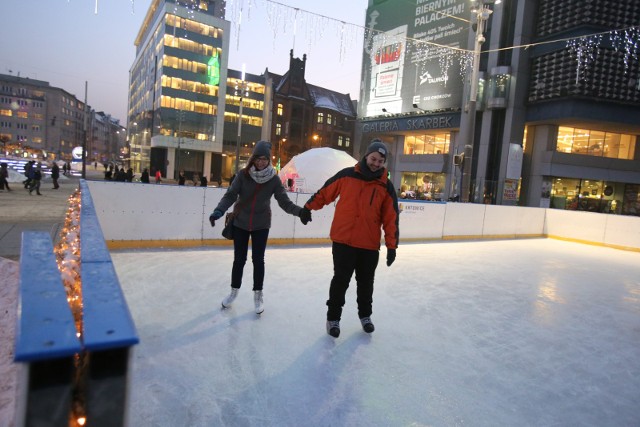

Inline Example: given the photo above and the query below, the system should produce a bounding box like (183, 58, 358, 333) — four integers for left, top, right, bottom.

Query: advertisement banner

(361, 0, 469, 117)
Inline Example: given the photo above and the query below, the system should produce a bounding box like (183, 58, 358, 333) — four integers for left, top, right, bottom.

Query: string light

(53, 189, 88, 427)
(566, 34, 602, 85)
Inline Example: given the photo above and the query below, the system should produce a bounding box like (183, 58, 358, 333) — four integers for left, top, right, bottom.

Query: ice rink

(112, 238, 640, 426)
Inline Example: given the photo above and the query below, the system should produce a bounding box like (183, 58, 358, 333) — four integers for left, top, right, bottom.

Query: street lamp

(176, 110, 185, 178)
(460, 0, 496, 202)
(234, 64, 249, 174)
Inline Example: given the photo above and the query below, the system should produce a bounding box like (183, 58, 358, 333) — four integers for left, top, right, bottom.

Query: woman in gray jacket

(209, 141, 312, 314)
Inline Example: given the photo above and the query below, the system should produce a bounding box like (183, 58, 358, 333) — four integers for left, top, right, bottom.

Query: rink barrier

(79, 180, 139, 427)
(13, 183, 139, 427)
(14, 231, 83, 427)
(84, 180, 640, 252)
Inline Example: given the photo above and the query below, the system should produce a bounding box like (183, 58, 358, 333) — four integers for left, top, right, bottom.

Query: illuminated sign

(207, 51, 220, 86)
(361, 0, 468, 116)
(361, 114, 460, 133)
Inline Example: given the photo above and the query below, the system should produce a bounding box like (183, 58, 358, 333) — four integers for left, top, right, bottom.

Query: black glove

(299, 207, 312, 225)
(209, 210, 223, 227)
(386, 249, 396, 267)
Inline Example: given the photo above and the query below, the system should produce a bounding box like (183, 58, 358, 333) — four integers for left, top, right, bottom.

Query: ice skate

(360, 317, 375, 333)
(254, 290, 264, 314)
(326, 320, 340, 338)
(221, 287, 239, 308)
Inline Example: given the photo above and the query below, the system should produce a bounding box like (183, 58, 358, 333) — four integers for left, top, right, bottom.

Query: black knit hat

(252, 140, 272, 158)
(364, 139, 388, 160)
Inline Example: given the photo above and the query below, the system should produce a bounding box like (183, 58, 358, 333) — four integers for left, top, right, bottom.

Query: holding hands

(209, 210, 223, 227)
(299, 207, 312, 225)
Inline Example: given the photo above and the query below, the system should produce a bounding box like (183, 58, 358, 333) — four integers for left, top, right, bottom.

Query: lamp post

(176, 110, 184, 178)
(234, 64, 249, 174)
(460, 0, 497, 202)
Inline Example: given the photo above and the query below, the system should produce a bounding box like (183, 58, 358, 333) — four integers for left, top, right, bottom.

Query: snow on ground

(111, 238, 640, 427)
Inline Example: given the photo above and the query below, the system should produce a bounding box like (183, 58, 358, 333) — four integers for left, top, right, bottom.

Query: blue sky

(0, 0, 367, 123)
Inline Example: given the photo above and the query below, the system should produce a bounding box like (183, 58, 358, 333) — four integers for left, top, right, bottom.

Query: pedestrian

(192, 173, 199, 186)
(65, 162, 71, 176)
(178, 170, 186, 186)
(126, 167, 134, 182)
(51, 162, 60, 189)
(0, 163, 11, 192)
(28, 162, 43, 195)
(209, 140, 312, 314)
(62, 162, 68, 177)
(140, 168, 150, 183)
(155, 169, 162, 184)
(200, 174, 208, 187)
(23, 160, 34, 188)
(116, 167, 127, 182)
(302, 139, 399, 337)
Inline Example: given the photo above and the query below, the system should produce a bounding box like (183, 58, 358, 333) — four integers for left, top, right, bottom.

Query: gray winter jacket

(215, 171, 302, 231)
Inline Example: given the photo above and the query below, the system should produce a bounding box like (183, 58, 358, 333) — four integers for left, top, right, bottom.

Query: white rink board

(84, 181, 640, 250)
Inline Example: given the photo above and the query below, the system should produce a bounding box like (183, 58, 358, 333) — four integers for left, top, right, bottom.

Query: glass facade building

(128, 0, 229, 182)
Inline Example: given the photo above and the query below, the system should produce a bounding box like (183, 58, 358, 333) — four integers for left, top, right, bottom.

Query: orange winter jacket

(304, 163, 399, 251)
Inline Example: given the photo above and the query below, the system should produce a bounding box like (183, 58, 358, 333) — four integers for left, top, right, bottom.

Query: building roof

(265, 70, 356, 117)
(307, 84, 356, 117)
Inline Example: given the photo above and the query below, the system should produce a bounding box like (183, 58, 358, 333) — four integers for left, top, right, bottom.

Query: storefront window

(556, 126, 637, 160)
(399, 172, 446, 201)
(550, 177, 624, 214)
(404, 132, 450, 155)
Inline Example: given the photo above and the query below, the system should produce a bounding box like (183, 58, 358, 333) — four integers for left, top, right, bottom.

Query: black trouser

(231, 226, 270, 291)
(327, 242, 379, 321)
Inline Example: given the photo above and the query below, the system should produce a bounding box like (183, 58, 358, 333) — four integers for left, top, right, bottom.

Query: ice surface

(111, 238, 640, 426)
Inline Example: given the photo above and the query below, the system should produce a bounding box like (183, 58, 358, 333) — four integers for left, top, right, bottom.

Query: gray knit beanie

(364, 139, 388, 160)
(252, 140, 272, 158)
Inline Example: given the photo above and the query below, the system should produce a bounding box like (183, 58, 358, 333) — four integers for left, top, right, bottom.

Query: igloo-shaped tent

(278, 147, 358, 193)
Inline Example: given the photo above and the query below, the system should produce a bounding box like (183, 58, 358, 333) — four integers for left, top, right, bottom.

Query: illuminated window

(276, 123, 282, 136)
(345, 137, 351, 147)
(317, 113, 324, 123)
(277, 104, 283, 116)
(404, 132, 450, 155)
(327, 114, 332, 125)
(338, 135, 343, 146)
(556, 126, 636, 160)
(1, 109, 13, 117)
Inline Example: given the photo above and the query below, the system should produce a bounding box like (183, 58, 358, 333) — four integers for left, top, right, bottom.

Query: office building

(128, 0, 229, 181)
(357, 0, 640, 215)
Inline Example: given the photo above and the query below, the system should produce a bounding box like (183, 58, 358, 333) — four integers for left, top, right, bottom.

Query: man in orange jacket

(300, 139, 399, 337)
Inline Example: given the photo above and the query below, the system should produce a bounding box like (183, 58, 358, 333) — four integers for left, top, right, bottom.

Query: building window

(399, 172, 446, 201)
(345, 137, 351, 147)
(317, 112, 324, 123)
(277, 104, 283, 116)
(327, 114, 332, 125)
(276, 123, 282, 136)
(556, 126, 636, 160)
(338, 135, 343, 146)
(404, 132, 450, 155)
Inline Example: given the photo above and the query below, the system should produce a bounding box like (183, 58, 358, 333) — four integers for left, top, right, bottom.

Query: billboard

(361, 0, 469, 117)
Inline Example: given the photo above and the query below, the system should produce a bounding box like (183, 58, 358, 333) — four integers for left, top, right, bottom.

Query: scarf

(358, 158, 385, 180)
(249, 164, 276, 184)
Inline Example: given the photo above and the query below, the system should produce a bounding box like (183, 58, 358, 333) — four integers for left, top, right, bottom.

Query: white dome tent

(278, 147, 358, 193)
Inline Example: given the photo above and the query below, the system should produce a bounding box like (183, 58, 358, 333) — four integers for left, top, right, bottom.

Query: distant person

(302, 139, 399, 338)
(116, 167, 127, 182)
(65, 162, 71, 176)
(178, 170, 186, 186)
(155, 169, 162, 184)
(209, 141, 312, 314)
(51, 162, 60, 189)
(126, 167, 134, 182)
(140, 168, 150, 183)
(62, 162, 68, 177)
(192, 173, 199, 186)
(23, 160, 35, 188)
(0, 163, 11, 192)
(200, 174, 208, 187)
(28, 162, 43, 195)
